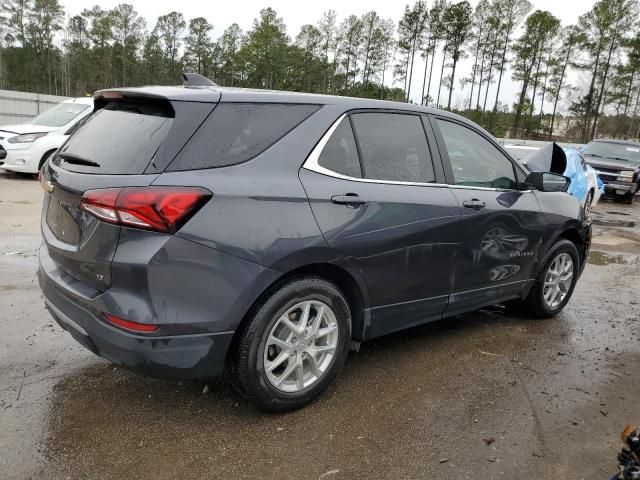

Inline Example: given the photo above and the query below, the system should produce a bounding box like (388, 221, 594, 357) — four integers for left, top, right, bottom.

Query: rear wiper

(58, 152, 100, 167)
(584, 153, 605, 159)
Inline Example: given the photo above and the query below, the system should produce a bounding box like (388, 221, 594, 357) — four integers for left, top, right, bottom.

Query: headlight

(616, 170, 635, 182)
(8, 132, 48, 143)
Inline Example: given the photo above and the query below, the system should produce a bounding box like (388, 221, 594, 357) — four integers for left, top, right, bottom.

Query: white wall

(0, 90, 71, 126)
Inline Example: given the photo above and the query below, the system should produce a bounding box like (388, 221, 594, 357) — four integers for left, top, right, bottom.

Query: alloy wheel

(542, 253, 574, 309)
(263, 300, 339, 393)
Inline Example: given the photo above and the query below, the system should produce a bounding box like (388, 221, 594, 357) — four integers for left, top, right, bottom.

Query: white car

(0, 97, 93, 174)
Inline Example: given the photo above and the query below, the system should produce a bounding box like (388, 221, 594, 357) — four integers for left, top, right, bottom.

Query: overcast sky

(62, 0, 599, 112)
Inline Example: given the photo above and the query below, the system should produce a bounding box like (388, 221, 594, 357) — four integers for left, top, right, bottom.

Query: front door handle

(462, 199, 487, 209)
(331, 194, 367, 206)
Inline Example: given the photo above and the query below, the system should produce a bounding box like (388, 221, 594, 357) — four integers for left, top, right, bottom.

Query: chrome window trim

(302, 113, 530, 193)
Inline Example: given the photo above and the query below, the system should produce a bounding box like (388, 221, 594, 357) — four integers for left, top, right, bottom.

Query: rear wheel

(229, 277, 351, 412)
(520, 240, 580, 318)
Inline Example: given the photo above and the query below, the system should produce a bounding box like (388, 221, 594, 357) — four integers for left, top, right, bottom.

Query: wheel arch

(228, 262, 371, 363)
(542, 225, 588, 272)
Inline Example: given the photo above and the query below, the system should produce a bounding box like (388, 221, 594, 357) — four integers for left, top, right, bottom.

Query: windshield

(583, 141, 640, 164)
(32, 102, 91, 127)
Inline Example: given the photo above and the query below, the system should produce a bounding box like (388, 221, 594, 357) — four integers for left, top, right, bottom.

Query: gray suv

(39, 78, 591, 411)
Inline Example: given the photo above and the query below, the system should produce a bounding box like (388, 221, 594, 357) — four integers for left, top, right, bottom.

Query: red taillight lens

(80, 187, 211, 233)
(104, 313, 159, 333)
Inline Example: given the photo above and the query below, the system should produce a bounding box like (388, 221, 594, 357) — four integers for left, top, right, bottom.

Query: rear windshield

(54, 99, 173, 174)
(167, 103, 320, 171)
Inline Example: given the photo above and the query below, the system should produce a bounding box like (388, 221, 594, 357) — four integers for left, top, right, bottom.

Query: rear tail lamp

(80, 187, 211, 234)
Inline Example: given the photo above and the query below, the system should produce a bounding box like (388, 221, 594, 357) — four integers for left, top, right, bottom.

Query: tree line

(0, 0, 639, 142)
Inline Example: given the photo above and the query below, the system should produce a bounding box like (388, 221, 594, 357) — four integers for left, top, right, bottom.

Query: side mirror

(524, 171, 570, 192)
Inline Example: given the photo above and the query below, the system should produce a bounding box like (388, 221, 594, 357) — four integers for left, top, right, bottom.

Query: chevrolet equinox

(39, 76, 591, 411)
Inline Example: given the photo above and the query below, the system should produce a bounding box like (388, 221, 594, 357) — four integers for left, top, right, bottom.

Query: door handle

(462, 199, 486, 209)
(331, 194, 367, 206)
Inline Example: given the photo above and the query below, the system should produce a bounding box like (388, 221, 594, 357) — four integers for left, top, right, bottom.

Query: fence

(0, 89, 71, 126)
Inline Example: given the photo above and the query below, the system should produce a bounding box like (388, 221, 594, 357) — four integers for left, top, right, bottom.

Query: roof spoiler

(182, 73, 218, 87)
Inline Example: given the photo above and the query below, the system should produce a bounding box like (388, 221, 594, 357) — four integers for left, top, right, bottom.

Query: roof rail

(182, 73, 218, 87)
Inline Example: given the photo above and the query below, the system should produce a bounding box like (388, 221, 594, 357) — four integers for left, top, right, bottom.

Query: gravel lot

(0, 169, 639, 480)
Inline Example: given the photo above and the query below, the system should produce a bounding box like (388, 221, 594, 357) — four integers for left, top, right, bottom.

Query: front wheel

(521, 240, 580, 318)
(229, 277, 352, 412)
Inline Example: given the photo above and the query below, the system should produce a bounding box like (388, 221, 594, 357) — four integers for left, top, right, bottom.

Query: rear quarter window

(167, 103, 320, 171)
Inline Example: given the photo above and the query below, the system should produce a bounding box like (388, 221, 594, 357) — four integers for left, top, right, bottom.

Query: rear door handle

(462, 199, 486, 209)
(331, 194, 367, 206)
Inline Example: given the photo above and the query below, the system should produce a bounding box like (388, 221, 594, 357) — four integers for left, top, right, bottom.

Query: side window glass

(351, 113, 435, 183)
(317, 117, 362, 178)
(437, 119, 517, 190)
(168, 103, 319, 171)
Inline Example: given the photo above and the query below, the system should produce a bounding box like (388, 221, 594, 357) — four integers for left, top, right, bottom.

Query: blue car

(504, 143, 603, 216)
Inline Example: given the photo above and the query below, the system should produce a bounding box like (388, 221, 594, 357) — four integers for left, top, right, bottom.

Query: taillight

(80, 187, 211, 233)
(103, 313, 159, 333)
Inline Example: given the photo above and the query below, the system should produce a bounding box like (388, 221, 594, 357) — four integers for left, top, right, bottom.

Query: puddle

(588, 250, 640, 265)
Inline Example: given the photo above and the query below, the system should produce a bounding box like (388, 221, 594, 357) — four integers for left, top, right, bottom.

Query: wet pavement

(1, 170, 639, 480)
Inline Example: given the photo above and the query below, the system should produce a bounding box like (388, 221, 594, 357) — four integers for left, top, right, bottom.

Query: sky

(61, 0, 600, 113)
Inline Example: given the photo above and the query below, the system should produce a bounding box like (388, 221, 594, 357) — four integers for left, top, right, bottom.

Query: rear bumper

(43, 290, 234, 379)
(38, 230, 281, 379)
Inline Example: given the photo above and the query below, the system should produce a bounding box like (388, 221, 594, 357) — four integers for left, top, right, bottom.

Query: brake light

(80, 187, 211, 233)
(103, 313, 159, 333)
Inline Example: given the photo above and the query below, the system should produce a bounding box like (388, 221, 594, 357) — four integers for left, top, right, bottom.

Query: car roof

(94, 84, 475, 127)
(591, 138, 640, 147)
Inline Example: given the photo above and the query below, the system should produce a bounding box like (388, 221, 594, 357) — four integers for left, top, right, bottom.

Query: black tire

(625, 192, 636, 205)
(521, 239, 581, 318)
(228, 276, 351, 412)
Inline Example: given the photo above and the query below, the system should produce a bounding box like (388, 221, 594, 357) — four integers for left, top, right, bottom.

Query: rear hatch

(40, 89, 218, 292)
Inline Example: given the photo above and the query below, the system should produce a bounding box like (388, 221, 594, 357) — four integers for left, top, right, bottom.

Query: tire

(521, 239, 580, 318)
(625, 192, 636, 205)
(228, 276, 352, 412)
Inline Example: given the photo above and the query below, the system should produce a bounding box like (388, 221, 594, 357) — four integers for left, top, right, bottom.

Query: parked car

(504, 143, 603, 216)
(38, 76, 591, 411)
(0, 97, 93, 174)
(580, 139, 640, 204)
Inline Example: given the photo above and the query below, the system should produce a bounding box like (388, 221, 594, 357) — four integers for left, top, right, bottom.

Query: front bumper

(603, 181, 637, 197)
(0, 147, 37, 173)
